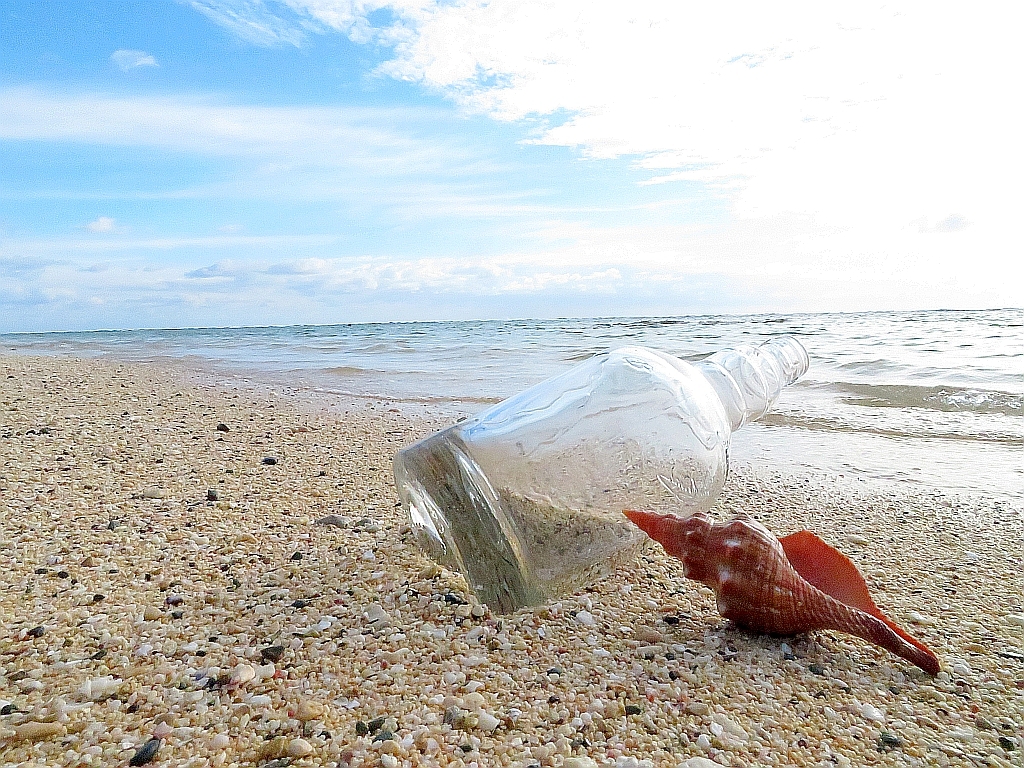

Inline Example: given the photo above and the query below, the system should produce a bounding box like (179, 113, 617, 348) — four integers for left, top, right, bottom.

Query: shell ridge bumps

(623, 508, 939, 675)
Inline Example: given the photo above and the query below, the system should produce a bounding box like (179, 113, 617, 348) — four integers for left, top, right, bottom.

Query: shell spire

(623, 509, 939, 676)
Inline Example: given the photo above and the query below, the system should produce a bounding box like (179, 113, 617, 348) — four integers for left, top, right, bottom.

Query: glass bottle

(393, 336, 809, 613)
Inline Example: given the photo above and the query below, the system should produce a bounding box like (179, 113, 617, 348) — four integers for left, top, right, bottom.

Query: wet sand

(1, 355, 1022, 768)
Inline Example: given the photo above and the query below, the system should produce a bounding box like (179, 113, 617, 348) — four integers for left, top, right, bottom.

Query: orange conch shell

(623, 509, 939, 675)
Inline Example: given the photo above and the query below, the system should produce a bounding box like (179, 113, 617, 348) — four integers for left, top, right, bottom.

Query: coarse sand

(1, 355, 1022, 768)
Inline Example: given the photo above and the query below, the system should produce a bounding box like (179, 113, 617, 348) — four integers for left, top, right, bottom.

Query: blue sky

(1, 1, 1021, 332)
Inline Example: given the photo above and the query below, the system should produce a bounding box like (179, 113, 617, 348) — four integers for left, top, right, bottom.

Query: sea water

(3, 308, 1021, 504)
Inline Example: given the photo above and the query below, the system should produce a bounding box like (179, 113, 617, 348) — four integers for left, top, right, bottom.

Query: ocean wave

(832, 382, 1024, 416)
(757, 411, 1023, 445)
(320, 365, 377, 376)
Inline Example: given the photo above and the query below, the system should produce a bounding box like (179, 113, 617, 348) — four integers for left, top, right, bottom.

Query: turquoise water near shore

(4, 308, 1022, 504)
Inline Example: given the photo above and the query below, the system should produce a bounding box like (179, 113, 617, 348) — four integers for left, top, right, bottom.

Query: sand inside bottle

(496, 488, 647, 600)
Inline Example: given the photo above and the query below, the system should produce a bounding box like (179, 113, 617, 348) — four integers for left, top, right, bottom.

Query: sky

(1, 1, 1021, 332)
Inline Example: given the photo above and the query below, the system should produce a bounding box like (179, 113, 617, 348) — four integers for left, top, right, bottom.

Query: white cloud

(110, 49, 159, 71)
(0, 88, 468, 170)
(86, 216, 116, 233)
(187, 2, 1024, 249)
(185, 1, 310, 46)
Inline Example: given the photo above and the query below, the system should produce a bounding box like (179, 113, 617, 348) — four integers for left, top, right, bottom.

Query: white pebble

(365, 603, 389, 623)
(248, 695, 272, 707)
(847, 533, 870, 545)
(1006, 614, 1024, 627)
(859, 703, 885, 722)
(951, 660, 972, 677)
(230, 664, 256, 685)
(564, 758, 599, 768)
(575, 610, 596, 626)
(211, 733, 231, 749)
(79, 676, 122, 701)
(152, 722, 173, 739)
(476, 711, 500, 731)
(142, 486, 166, 499)
(696, 734, 712, 750)
(380, 755, 399, 768)
(907, 611, 935, 625)
(680, 759, 726, 768)
(712, 712, 749, 741)
(287, 738, 313, 757)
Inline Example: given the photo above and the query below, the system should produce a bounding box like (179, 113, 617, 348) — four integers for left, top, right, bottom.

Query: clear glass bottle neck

(694, 336, 809, 433)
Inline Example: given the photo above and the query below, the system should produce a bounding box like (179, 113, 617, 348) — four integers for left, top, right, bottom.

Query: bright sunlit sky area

(1, 1, 1021, 332)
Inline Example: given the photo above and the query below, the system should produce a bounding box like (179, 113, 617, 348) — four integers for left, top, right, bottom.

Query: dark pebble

(367, 716, 386, 734)
(171, 610, 183, 619)
(0, 704, 16, 715)
(460, 744, 474, 753)
(165, 595, 184, 606)
(262, 456, 277, 465)
(546, 667, 563, 676)
(663, 615, 680, 625)
(57, 570, 69, 579)
(290, 552, 303, 561)
(355, 720, 368, 736)
(27, 626, 45, 638)
(443, 593, 467, 605)
(260, 645, 285, 663)
(216, 423, 230, 432)
(9, 671, 27, 681)
(878, 732, 904, 751)
(1000, 736, 1017, 751)
(93, 594, 105, 602)
(129, 738, 161, 766)
(372, 730, 394, 743)
(91, 649, 107, 660)
(34, 567, 48, 574)
(625, 704, 643, 716)
(316, 514, 348, 528)
(206, 489, 218, 502)
(809, 663, 826, 675)
(292, 599, 309, 608)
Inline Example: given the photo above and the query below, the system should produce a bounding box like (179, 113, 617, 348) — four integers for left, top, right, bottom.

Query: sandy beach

(1, 354, 1022, 768)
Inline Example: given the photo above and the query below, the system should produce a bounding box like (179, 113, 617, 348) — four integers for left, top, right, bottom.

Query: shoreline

(1, 354, 1022, 767)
